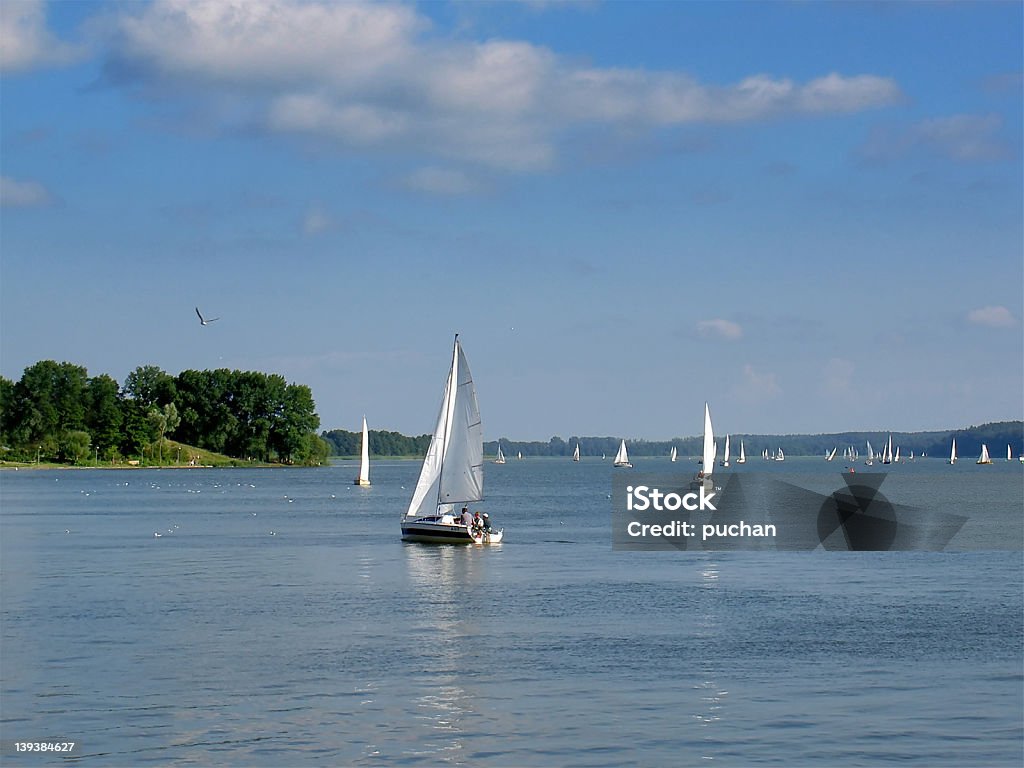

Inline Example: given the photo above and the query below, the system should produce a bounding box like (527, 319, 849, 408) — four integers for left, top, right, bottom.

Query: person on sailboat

(461, 506, 473, 528)
(481, 513, 492, 532)
(472, 511, 483, 533)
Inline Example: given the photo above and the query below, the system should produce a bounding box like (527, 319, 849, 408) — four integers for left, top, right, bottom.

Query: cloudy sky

(1, 0, 1021, 440)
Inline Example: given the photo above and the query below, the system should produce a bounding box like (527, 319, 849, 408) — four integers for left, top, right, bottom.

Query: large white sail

(405, 338, 483, 519)
(355, 416, 371, 486)
(613, 439, 631, 466)
(702, 403, 715, 475)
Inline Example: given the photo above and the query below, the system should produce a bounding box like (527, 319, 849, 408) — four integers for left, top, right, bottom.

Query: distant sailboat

(826, 446, 837, 462)
(613, 439, 632, 468)
(977, 444, 993, 465)
(693, 402, 715, 490)
(494, 443, 506, 464)
(517, 451, 522, 460)
(572, 443, 580, 462)
(949, 438, 957, 465)
(736, 440, 746, 464)
(1007, 445, 1013, 462)
(354, 416, 371, 486)
(865, 440, 874, 466)
(775, 447, 785, 462)
(670, 446, 677, 462)
(721, 434, 730, 467)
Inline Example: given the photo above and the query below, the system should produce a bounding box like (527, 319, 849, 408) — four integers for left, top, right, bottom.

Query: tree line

(0, 361, 329, 465)
(321, 428, 431, 457)
(321, 422, 1023, 460)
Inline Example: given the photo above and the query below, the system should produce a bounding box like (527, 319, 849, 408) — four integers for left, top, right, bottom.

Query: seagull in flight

(195, 307, 220, 326)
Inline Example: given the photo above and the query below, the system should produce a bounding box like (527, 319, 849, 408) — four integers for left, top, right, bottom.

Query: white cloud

(967, 305, 1016, 328)
(0, 175, 52, 207)
(403, 167, 479, 196)
(858, 114, 1010, 164)
(106, 0, 903, 173)
(0, 0, 82, 72)
(735, 364, 781, 401)
(302, 205, 331, 235)
(697, 319, 743, 340)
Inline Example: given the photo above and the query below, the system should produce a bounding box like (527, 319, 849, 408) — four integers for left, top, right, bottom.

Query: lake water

(1, 458, 1022, 766)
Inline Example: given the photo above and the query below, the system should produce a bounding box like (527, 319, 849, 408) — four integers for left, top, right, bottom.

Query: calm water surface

(1, 458, 1022, 766)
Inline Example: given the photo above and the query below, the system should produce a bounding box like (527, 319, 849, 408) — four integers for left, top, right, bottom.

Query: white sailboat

(1007, 445, 1013, 462)
(354, 416, 371, 486)
(494, 443, 506, 464)
(775, 447, 785, 462)
(721, 434, 730, 467)
(693, 402, 715, 490)
(826, 446, 837, 462)
(572, 443, 580, 462)
(977, 444, 993, 465)
(517, 451, 522, 460)
(736, 440, 746, 464)
(670, 446, 677, 462)
(865, 440, 874, 466)
(401, 336, 502, 544)
(949, 438, 957, 465)
(613, 439, 632, 468)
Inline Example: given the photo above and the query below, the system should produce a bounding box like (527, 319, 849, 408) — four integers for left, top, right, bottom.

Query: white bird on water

(195, 307, 220, 326)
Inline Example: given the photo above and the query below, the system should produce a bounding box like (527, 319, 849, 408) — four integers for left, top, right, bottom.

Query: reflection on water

(695, 558, 727, 760)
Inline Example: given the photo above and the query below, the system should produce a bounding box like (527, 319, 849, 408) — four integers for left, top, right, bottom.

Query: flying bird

(195, 307, 220, 326)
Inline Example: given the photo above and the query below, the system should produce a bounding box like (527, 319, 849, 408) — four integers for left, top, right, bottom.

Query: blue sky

(2, 0, 1021, 440)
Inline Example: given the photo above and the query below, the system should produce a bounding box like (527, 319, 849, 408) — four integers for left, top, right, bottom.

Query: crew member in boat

(481, 513, 492, 532)
(460, 506, 473, 528)
(472, 511, 483, 533)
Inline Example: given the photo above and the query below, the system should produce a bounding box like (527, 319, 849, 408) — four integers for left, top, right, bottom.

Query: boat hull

(401, 517, 503, 545)
(354, 479, 371, 486)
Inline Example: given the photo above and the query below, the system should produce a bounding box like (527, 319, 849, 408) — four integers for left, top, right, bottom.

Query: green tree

(6, 361, 88, 446)
(148, 402, 180, 464)
(124, 365, 176, 407)
(60, 430, 92, 464)
(86, 374, 123, 459)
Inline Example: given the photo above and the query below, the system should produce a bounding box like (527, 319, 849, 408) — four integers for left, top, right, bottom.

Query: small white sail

(776, 447, 785, 461)
(517, 451, 522, 460)
(736, 440, 746, 464)
(355, 416, 371, 486)
(826, 446, 837, 462)
(613, 439, 631, 467)
(670, 446, 677, 462)
(721, 434, 730, 467)
(1007, 445, 1013, 461)
(702, 403, 715, 476)
(573, 443, 580, 462)
(949, 438, 957, 464)
(977, 444, 992, 464)
(494, 444, 506, 464)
